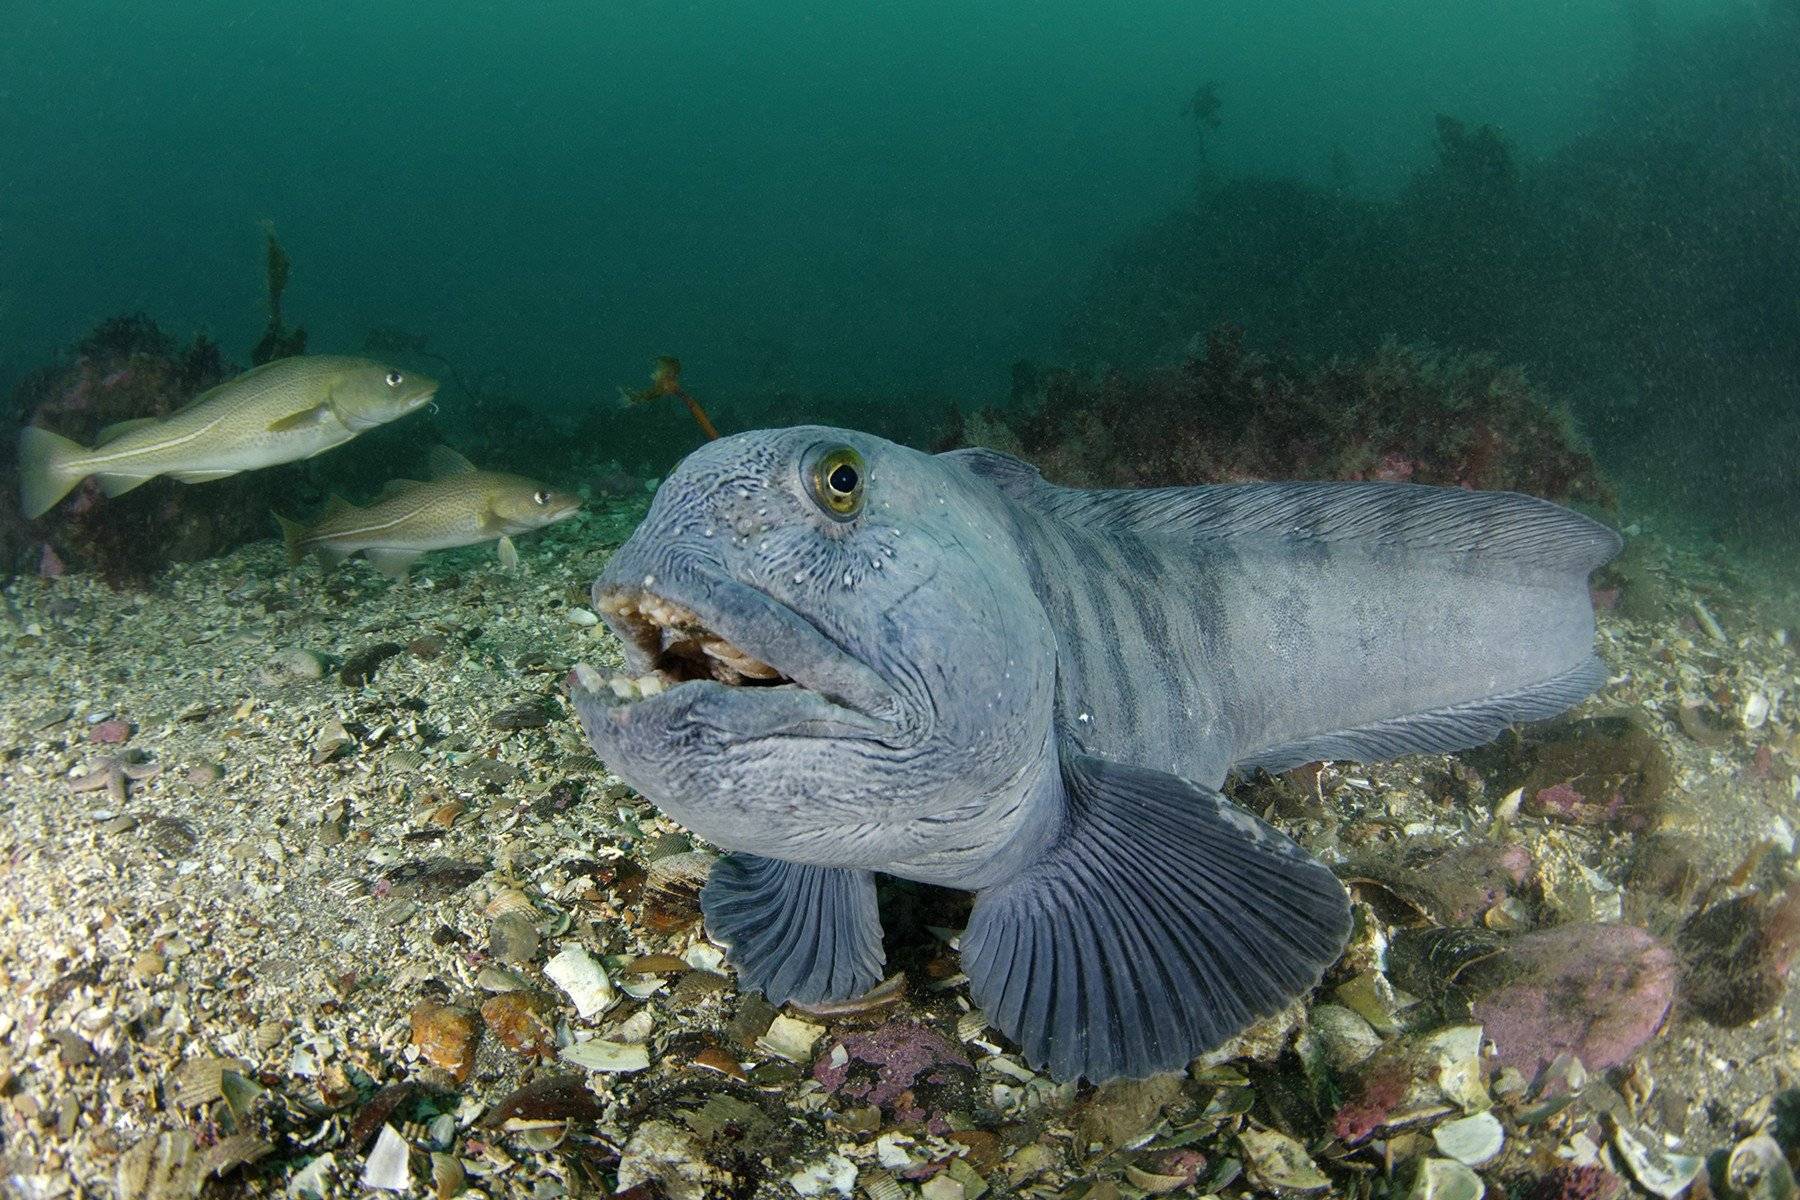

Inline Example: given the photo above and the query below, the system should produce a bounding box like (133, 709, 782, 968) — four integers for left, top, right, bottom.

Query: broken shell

(1310, 1004, 1383, 1071)
(429, 1151, 465, 1200)
(645, 849, 716, 905)
(311, 717, 355, 766)
(484, 887, 536, 919)
(362, 1124, 412, 1191)
(957, 1009, 992, 1044)
(1431, 1112, 1504, 1167)
(1408, 1157, 1484, 1200)
(1743, 691, 1772, 730)
(560, 1037, 650, 1073)
(757, 1013, 826, 1062)
(544, 944, 616, 1019)
(172, 1056, 237, 1108)
(1239, 1128, 1330, 1193)
(1726, 1134, 1798, 1200)
(1612, 1118, 1704, 1200)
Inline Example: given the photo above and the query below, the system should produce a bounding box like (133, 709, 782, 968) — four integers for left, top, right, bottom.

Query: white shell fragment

(1612, 1120, 1704, 1199)
(361, 1124, 412, 1191)
(1742, 690, 1771, 730)
(787, 1153, 858, 1197)
(1408, 1157, 1485, 1200)
(1432, 1112, 1505, 1167)
(1239, 1128, 1331, 1192)
(560, 1037, 651, 1073)
(757, 1014, 826, 1062)
(544, 943, 616, 1018)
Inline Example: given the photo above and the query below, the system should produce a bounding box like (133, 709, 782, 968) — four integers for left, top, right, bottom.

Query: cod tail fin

(272, 512, 309, 567)
(18, 426, 89, 519)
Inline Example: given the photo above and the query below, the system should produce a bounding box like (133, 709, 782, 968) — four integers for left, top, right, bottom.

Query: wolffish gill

(568, 426, 1621, 1082)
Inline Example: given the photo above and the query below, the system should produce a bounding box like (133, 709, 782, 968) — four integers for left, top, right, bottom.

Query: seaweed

(250, 221, 307, 366)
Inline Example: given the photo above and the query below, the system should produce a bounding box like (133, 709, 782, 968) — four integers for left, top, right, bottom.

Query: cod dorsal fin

(319, 494, 357, 518)
(95, 417, 160, 445)
(427, 445, 478, 478)
(960, 752, 1351, 1082)
(376, 478, 425, 500)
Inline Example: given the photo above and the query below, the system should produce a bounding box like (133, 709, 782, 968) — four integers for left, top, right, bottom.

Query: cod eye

(533, 489, 551, 506)
(807, 445, 865, 520)
(385, 371, 404, 387)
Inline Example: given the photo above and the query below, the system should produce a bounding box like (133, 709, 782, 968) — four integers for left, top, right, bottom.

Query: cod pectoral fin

(701, 854, 886, 1007)
(960, 753, 1351, 1083)
(267, 404, 332, 433)
(496, 535, 519, 569)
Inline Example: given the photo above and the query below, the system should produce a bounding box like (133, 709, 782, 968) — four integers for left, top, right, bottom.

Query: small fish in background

(17, 356, 438, 519)
(274, 446, 580, 578)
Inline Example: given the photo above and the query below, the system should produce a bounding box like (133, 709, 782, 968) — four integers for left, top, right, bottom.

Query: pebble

(130, 950, 165, 981)
(257, 647, 326, 686)
(184, 762, 223, 786)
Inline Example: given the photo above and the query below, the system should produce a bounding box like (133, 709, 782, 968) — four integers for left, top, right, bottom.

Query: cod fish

(568, 427, 1620, 1082)
(18, 356, 438, 519)
(275, 445, 580, 578)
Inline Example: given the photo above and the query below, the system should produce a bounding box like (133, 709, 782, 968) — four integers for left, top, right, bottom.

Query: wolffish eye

(533, 489, 551, 505)
(385, 371, 404, 387)
(806, 445, 865, 520)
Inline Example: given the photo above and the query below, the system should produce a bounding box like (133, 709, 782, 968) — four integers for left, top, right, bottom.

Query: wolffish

(569, 426, 1620, 1082)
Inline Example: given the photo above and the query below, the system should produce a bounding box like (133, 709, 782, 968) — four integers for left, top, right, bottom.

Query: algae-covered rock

(1467, 923, 1675, 1089)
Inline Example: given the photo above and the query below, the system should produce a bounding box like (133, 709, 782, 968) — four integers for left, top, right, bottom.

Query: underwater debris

(622, 355, 719, 440)
(1465, 923, 1676, 1090)
(1677, 881, 1800, 1027)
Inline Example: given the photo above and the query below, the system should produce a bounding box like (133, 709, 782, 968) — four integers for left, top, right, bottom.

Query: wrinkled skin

(576, 426, 1058, 884)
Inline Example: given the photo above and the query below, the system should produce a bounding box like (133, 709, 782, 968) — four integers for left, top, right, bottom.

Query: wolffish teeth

(604, 672, 673, 701)
(701, 638, 781, 680)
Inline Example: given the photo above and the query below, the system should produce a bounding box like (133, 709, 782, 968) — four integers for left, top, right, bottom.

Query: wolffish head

(570, 426, 1056, 872)
(330, 360, 439, 431)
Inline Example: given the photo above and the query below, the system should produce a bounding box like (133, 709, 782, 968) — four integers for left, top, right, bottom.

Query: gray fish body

(571, 426, 1618, 1081)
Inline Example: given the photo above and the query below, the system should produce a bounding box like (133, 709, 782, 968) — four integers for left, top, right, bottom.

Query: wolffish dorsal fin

(427, 445, 478, 478)
(940, 447, 1046, 498)
(949, 446, 1620, 576)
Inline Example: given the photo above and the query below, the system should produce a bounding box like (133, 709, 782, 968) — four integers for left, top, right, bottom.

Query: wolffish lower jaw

(594, 587, 793, 696)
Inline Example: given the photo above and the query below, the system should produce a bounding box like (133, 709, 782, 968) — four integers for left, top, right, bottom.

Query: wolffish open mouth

(594, 588, 793, 700)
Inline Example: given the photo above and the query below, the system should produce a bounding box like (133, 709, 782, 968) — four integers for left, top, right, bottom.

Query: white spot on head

(794, 572, 805, 584)
(843, 572, 853, 587)
(1077, 712, 1091, 723)
(642, 574, 656, 588)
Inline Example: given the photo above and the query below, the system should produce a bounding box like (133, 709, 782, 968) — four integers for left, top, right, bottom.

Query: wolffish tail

(18, 426, 89, 519)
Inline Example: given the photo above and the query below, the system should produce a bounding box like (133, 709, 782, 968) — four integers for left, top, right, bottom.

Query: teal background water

(2, 0, 1793, 554)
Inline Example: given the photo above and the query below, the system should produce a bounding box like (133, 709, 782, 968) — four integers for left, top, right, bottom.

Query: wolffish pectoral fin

(960, 753, 1351, 1083)
(701, 854, 886, 1006)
